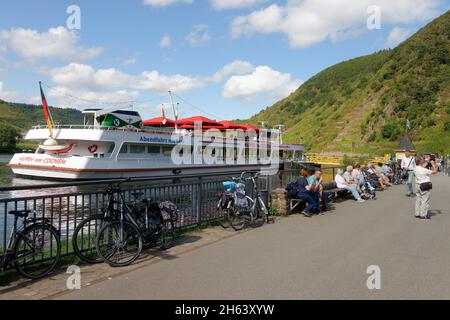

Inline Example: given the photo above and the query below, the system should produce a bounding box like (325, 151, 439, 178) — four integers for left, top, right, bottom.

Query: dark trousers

(298, 192, 318, 213)
(314, 191, 330, 210)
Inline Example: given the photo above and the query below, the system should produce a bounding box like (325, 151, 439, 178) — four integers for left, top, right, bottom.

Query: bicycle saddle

(9, 210, 31, 218)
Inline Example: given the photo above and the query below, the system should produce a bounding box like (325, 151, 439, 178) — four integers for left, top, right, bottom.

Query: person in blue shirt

(296, 168, 318, 217)
(308, 169, 331, 212)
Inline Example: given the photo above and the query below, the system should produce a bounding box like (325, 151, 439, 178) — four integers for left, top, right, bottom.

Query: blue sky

(0, 0, 448, 121)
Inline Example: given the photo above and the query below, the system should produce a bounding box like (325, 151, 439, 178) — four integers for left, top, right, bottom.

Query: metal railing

(0, 165, 342, 271)
(0, 171, 270, 270)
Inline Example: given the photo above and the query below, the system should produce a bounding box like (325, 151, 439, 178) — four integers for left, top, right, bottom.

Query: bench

(287, 182, 348, 213)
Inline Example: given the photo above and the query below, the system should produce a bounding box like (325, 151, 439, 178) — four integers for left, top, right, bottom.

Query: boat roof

(83, 109, 141, 116)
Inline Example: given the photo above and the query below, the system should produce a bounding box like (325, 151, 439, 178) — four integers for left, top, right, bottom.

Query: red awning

(143, 117, 176, 127)
(217, 120, 246, 130)
(176, 116, 223, 126)
(239, 124, 260, 132)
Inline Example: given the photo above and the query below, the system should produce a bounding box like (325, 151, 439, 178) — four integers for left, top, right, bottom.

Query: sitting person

(376, 162, 392, 187)
(335, 169, 365, 203)
(382, 163, 394, 182)
(308, 169, 331, 212)
(368, 163, 387, 190)
(296, 168, 318, 217)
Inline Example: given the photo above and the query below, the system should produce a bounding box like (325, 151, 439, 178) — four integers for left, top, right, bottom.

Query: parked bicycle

(218, 172, 273, 231)
(72, 178, 178, 266)
(1, 210, 61, 279)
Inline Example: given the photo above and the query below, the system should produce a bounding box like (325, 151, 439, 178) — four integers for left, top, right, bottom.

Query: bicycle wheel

(96, 221, 143, 267)
(72, 215, 110, 264)
(14, 224, 61, 279)
(217, 200, 230, 229)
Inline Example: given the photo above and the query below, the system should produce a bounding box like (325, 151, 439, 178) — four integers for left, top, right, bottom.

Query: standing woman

(414, 156, 437, 220)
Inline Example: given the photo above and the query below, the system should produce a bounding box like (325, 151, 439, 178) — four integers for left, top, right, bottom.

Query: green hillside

(250, 11, 450, 155)
(0, 99, 84, 131)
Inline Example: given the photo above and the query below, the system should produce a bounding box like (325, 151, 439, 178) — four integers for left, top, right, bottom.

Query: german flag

(39, 81, 54, 139)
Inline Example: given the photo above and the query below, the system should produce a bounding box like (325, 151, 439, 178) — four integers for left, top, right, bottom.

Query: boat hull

(7, 154, 273, 180)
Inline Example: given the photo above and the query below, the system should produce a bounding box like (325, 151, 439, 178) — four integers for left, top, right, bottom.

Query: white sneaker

(357, 199, 366, 203)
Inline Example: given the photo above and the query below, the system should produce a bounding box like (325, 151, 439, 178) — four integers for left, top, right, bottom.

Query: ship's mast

(169, 90, 178, 131)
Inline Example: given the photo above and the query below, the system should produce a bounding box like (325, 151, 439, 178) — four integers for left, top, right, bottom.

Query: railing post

(197, 177, 203, 225)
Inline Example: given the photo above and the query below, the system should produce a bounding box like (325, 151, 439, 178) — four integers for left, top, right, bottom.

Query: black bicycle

(1, 210, 61, 279)
(73, 179, 177, 265)
(72, 178, 130, 264)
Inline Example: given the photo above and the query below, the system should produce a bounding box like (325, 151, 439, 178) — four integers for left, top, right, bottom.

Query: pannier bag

(220, 191, 234, 209)
(159, 201, 179, 222)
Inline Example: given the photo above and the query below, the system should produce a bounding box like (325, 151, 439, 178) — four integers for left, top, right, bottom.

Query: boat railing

(30, 125, 176, 135)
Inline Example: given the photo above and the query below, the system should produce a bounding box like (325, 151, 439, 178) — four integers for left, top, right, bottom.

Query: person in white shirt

(401, 151, 416, 197)
(414, 156, 437, 219)
(335, 169, 365, 203)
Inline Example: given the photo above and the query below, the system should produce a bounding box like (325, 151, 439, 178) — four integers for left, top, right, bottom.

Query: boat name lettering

(18, 157, 67, 165)
(140, 137, 181, 144)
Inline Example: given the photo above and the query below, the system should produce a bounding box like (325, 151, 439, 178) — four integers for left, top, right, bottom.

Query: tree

(0, 123, 21, 153)
(381, 122, 401, 141)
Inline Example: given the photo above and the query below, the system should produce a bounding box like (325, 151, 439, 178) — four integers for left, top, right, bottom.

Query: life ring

(88, 145, 98, 154)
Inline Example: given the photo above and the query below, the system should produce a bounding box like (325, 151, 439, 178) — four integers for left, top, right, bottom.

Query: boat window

(148, 146, 161, 155)
(107, 144, 115, 154)
(162, 146, 173, 157)
(130, 144, 146, 154)
(119, 144, 128, 154)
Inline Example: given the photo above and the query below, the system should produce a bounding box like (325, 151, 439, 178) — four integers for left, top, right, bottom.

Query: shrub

(444, 122, 450, 132)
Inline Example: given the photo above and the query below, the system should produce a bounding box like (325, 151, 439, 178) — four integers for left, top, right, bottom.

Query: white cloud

(0, 43, 6, 56)
(46, 63, 132, 90)
(231, 0, 442, 48)
(41, 60, 289, 105)
(132, 71, 204, 93)
(0, 26, 102, 62)
(222, 66, 302, 101)
(185, 24, 211, 47)
(143, 0, 193, 7)
(160, 35, 172, 48)
(212, 0, 267, 10)
(385, 27, 414, 48)
(211, 60, 254, 82)
(0, 81, 21, 102)
(122, 58, 137, 66)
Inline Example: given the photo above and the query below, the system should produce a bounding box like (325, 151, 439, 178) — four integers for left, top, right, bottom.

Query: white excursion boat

(7, 84, 304, 181)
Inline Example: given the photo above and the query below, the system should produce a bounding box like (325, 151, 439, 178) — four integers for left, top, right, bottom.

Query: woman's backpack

(286, 181, 299, 199)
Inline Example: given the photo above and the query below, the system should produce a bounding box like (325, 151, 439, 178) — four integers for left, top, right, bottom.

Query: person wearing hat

(414, 156, 437, 219)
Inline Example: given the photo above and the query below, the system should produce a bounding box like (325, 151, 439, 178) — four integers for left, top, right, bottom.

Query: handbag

(419, 182, 433, 192)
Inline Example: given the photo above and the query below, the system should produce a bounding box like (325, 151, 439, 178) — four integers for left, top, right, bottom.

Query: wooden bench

(287, 182, 348, 213)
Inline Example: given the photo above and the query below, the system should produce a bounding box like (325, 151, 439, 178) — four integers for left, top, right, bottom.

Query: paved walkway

(2, 174, 450, 300)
